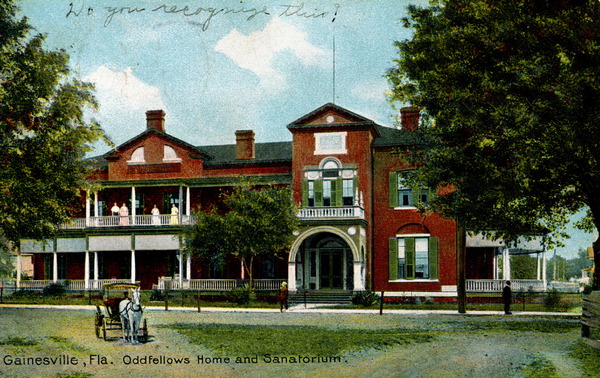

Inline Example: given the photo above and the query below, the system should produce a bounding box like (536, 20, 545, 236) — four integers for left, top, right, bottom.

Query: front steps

(289, 290, 353, 306)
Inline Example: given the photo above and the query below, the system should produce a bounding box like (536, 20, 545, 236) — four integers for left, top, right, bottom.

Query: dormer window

(314, 132, 347, 155)
(163, 145, 181, 163)
(128, 147, 145, 164)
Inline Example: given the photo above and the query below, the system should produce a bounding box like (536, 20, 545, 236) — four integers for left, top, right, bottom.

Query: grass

(442, 319, 582, 333)
(570, 340, 600, 377)
(522, 356, 560, 378)
(170, 324, 434, 358)
(0, 336, 38, 346)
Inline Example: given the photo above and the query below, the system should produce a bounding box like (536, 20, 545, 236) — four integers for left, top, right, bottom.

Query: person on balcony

(170, 204, 179, 225)
(111, 203, 120, 216)
(151, 205, 161, 225)
(119, 203, 129, 226)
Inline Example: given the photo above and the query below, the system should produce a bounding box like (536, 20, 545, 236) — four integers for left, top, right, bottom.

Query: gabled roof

(201, 141, 292, 167)
(102, 128, 212, 161)
(287, 103, 380, 135)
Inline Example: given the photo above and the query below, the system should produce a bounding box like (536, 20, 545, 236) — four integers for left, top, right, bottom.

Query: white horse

(119, 288, 143, 344)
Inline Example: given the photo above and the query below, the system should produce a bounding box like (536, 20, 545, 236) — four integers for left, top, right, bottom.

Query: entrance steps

(289, 290, 353, 306)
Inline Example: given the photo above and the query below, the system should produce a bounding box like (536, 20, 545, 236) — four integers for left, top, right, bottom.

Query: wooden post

(379, 291, 384, 315)
(165, 280, 170, 311)
(457, 223, 467, 314)
(304, 291, 307, 309)
(197, 291, 201, 313)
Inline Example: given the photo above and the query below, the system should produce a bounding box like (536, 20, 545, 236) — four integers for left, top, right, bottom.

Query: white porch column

(178, 251, 183, 286)
(241, 260, 245, 280)
(179, 186, 183, 223)
(542, 251, 548, 289)
(186, 187, 191, 217)
(130, 250, 136, 283)
(288, 262, 297, 291)
(536, 253, 542, 280)
(84, 251, 90, 290)
(53, 252, 58, 282)
(353, 261, 364, 291)
(502, 248, 511, 281)
(131, 187, 136, 224)
(85, 193, 91, 226)
(94, 192, 99, 217)
(93, 252, 99, 281)
(186, 253, 192, 280)
(16, 253, 22, 288)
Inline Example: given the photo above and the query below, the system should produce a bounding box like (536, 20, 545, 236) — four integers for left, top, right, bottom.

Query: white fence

(467, 279, 546, 293)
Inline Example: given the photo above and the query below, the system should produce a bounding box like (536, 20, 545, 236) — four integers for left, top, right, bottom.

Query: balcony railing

(154, 278, 286, 291)
(60, 215, 193, 229)
(297, 206, 364, 219)
(466, 279, 547, 293)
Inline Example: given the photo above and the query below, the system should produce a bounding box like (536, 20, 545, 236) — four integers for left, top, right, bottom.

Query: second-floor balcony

(297, 206, 364, 220)
(60, 215, 193, 229)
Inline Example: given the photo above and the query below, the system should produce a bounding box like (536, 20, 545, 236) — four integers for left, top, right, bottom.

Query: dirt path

(0, 308, 586, 377)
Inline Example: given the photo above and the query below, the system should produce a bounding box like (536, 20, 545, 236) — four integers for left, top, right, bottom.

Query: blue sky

(17, 0, 597, 259)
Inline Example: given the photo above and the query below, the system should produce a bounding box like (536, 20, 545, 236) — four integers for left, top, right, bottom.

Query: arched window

(163, 145, 181, 162)
(128, 147, 145, 164)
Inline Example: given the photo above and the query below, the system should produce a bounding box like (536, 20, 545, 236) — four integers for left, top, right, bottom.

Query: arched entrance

(292, 231, 359, 291)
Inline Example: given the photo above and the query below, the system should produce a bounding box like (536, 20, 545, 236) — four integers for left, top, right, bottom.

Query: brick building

(21, 103, 537, 298)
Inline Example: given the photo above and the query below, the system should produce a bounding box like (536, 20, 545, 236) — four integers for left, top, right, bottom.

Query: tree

(0, 1, 108, 275)
(510, 254, 537, 280)
(565, 249, 594, 280)
(184, 184, 299, 287)
(387, 0, 600, 288)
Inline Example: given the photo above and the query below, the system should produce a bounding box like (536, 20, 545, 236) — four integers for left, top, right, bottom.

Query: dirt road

(0, 307, 586, 377)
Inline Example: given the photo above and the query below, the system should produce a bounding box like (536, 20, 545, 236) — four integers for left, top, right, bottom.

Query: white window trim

(127, 147, 146, 165)
(314, 132, 347, 155)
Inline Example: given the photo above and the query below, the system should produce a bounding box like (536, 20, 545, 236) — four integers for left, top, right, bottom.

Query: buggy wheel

(102, 317, 108, 341)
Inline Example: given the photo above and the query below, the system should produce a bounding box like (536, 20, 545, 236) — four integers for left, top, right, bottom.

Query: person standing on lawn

(503, 280, 512, 315)
(279, 282, 288, 312)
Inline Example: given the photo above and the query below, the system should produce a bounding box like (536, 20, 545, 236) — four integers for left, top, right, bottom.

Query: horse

(118, 288, 143, 344)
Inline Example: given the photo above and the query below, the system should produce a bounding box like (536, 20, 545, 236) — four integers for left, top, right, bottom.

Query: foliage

(387, 0, 600, 286)
(0, 1, 109, 272)
(230, 283, 253, 305)
(42, 282, 67, 297)
(184, 184, 298, 286)
(565, 249, 594, 280)
(510, 254, 538, 279)
(350, 291, 380, 307)
(173, 324, 433, 357)
(544, 289, 562, 310)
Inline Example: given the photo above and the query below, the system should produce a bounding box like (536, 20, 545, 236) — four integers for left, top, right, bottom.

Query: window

(389, 172, 433, 208)
(314, 132, 347, 155)
(342, 179, 354, 205)
(163, 145, 181, 162)
(307, 181, 315, 207)
(128, 147, 145, 164)
(389, 236, 438, 280)
(323, 180, 332, 207)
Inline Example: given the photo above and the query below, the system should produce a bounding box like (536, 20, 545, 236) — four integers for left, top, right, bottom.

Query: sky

(17, 0, 597, 259)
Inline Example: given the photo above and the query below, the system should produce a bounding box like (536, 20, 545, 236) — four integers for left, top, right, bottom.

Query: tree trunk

(456, 223, 467, 313)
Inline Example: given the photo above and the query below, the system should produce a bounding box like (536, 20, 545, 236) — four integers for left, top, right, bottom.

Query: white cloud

(214, 18, 327, 91)
(351, 79, 390, 101)
(83, 66, 168, 148)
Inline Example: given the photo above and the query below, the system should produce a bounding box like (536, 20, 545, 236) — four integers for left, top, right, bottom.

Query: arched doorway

(297, 232, 354, 290)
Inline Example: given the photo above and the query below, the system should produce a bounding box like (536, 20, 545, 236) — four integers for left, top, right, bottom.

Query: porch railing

(154, 278, 286, 291)
(60, 215, 192, 229)
(15, 279, 134, 291)
(467, 279, 547, 293)
(297, 206, 364, 219)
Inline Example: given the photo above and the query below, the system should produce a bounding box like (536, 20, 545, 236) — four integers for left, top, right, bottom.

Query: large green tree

(0, 1, 108, 274)
(387, 0, 600, 288)
(184, 184, 299, 287)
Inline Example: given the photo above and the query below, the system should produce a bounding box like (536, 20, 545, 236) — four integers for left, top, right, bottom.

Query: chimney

(146, 110, 166, 132)
(235, 130, 255, 160)
(400, 107, 420, 131)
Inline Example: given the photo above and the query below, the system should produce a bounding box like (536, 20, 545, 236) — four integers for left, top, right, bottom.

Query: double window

(389, 236, 438, 280)
(388, 172, 432, 208)
(303, 178, 356, 207)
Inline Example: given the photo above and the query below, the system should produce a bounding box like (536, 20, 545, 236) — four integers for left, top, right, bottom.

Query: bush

(544, 288, 562, 310)
(351, 291, 380, 307)
(10, 289, 42, 299)
(230, 284, 253, 305)
(582, 285, 593, 295)
(42, 283, 67, 297)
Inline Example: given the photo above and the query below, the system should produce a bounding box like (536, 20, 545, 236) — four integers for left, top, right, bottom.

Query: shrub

(230, 284, 253, 305)
(351, 291, 380, 307)
(42, 283, 67, 297)
(544, 288, 562, 310)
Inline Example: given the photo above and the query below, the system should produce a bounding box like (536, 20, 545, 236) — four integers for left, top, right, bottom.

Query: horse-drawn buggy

(94, 283, 148, 343)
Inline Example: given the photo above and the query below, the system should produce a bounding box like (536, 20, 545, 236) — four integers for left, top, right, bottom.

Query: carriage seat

(105, 298, 126, 319)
